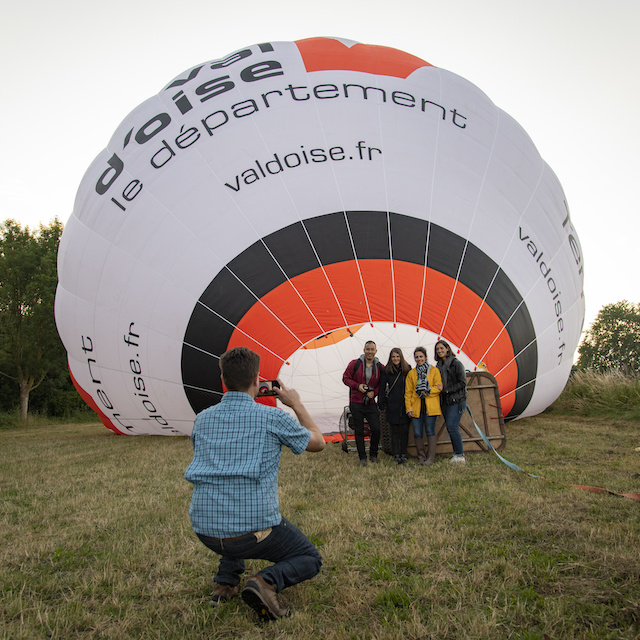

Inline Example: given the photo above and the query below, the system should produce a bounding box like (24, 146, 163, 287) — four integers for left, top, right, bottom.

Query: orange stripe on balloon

(499, 388, 517, 413)
(303, 324, 365, 349)
(227, 260, 518, 415)
(295, 38, 433, 78)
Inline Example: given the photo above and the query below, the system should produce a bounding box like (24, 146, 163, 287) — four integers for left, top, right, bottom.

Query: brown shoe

(210, 583, 239, 605)
(242, 575, 288, 621)
(415, 437, 427, 465)
(424, 435, 438, 466)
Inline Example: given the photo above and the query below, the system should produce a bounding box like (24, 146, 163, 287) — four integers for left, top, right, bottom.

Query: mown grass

(1, 414, 639, 640)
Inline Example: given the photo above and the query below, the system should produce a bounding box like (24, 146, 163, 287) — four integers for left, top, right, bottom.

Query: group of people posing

(342, 340, 467, 466)
(184, 341, 468, 622)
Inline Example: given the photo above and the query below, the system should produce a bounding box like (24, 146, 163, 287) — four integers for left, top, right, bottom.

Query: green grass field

(1, 413, 639, 639)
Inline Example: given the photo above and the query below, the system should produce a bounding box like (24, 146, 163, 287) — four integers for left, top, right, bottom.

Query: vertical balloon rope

(172, 177, 315, 349)
(224, 263, 306, 346)
(417, 68, 443, 332)
(341, 211, 373, 325)
(369, 73, 396, 327)
(304, 99, 373, 328)
(439, 108, 501, 339)
(478, 298, 529, 374)
(494, 292, 583, 406)
(416, 221, 432, 330)
(458, 270, 500, 350)
(438, 239, 468, 337)
(386, 211, 397, 325)
(298, 220, 351, 329)
(472, 161, 561, 383)
(198, 82, 351, 416)
(106, 174, 301, 369)
(480, 232, 577, 378)
(191, 299, 292, 365)
(194, 124, 332, 345)
(229, 83, 354, 342)
(458, 162, 546, 356)
(197, 89, 335, 346)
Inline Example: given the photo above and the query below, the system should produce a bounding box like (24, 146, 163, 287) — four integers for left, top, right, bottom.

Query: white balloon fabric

(55, 37, 585, 435)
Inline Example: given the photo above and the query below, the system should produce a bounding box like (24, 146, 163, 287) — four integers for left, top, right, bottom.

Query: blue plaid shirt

(185, 392, 311, 538)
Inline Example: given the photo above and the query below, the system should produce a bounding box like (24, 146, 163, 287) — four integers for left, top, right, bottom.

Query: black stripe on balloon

(181, 211, 536, 418)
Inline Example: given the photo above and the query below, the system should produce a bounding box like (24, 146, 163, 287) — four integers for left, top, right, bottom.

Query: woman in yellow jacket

(404, 346, 443, 465)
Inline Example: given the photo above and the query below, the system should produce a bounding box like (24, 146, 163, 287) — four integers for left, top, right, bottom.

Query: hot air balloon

(55, 37, 585, 435)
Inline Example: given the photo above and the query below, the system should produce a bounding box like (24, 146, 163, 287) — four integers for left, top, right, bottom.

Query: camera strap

(387, 372, 401, 393)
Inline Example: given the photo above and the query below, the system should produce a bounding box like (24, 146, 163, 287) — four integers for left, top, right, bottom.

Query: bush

(550, 369, 640, 420)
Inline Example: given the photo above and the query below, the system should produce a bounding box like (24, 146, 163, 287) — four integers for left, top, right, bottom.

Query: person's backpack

(352, 358, 384, 377)
(349, 359, 384, 401)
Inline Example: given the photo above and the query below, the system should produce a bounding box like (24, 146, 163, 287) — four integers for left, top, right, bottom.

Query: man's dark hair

(364, 340, 377, 348)
(220, 347, 260, 391)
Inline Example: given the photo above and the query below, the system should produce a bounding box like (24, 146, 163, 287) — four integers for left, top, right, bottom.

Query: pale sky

(2, 0, 639, 336)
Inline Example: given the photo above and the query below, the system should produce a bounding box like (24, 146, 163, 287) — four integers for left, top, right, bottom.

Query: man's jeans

(349, 401, 381, 460)
(442, 401, 466, 455)
(196, 517, 321, 593)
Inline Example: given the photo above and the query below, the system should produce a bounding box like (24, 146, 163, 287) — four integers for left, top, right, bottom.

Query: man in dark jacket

(342, 340, 383, 466)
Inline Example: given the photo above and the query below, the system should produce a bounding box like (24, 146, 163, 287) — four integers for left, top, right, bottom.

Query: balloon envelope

(55, 37, 585, 435)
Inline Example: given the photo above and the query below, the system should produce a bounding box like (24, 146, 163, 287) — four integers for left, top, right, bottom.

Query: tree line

(1, 219, 639, 420)
(0, 219, 88, 419)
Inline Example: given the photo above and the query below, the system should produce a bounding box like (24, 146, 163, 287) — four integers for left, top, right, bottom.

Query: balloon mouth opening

(276, 321, 477, 433)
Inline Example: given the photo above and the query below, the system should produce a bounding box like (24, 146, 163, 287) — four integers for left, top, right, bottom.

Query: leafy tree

(0, 219, 65, 419)
(577, 301, 640, 374)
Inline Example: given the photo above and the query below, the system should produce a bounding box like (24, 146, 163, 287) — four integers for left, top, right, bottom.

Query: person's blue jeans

(442, 401, 466, 455)
(196, 517, 321, 593)
(411, 414, 436, 438)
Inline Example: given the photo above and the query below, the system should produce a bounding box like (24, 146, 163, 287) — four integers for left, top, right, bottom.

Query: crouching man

(185, 346, 326, 621)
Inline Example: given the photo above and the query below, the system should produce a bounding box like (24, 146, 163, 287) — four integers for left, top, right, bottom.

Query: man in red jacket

(342, 340, 383, 466)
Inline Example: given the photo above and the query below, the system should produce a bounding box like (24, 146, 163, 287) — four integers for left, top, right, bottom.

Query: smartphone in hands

(257, 380, 281, 397)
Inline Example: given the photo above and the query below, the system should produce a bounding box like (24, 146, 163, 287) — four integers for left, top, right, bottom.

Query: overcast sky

(2, 0, 638, 336)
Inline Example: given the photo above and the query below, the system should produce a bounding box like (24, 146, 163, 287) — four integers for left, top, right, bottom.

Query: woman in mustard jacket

(404, 347, 443, 465)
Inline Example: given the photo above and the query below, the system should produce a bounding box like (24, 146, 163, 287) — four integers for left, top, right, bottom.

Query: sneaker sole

(242, 586, 278, 621)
